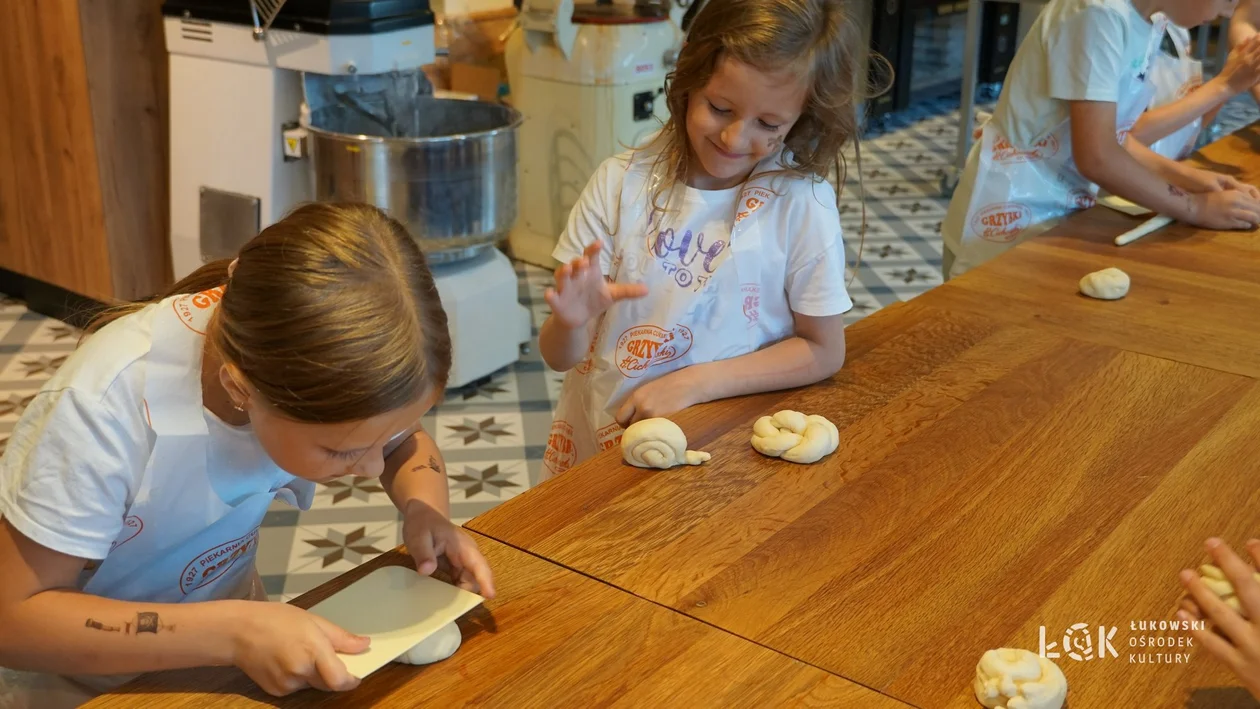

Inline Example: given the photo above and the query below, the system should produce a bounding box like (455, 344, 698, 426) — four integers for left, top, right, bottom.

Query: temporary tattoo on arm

(407, 455, 445, 476)
(1169, 184, 1187, 197)
(85, 618, 120, 632)
(85, 612, 173, 635)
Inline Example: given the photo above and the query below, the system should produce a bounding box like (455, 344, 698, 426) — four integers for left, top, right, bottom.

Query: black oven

(869, 0, 1022, 117)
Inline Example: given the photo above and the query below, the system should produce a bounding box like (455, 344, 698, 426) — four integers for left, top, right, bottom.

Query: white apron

(542, 171, 788, 479)
(1148, 23, 1203, 160)
(0, 289, 313, 708)
(951, 14, 1167, 277)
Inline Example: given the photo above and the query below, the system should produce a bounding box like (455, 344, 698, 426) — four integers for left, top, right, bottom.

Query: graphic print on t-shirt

(615, 324, 693, 378)
(178, 528, 258, 595)
(650, 227, 727, 292)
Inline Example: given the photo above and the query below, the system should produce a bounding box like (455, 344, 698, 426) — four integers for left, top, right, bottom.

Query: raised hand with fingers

(1177, 538, 1260, 701)
(1221, 34, 1260, 94)
(544, 242, 648, 330)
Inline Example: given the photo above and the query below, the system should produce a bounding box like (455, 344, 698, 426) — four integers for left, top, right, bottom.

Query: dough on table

(1198, 564, 1260, 617)
(1079, 267, 1130, 300)
(750, 410, 839, 464)
(621, 418, 710, 469)
(973, 648, 1067, 709)
(394, 621, 462, 665)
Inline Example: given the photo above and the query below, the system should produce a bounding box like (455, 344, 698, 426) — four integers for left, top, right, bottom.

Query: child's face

(685, 55, 809, 190)
(1161, 0, 1237, 27)
(248, 393, 436, 483)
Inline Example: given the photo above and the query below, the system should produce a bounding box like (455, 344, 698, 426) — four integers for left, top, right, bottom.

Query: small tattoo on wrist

(1169, 184, 1187, 197)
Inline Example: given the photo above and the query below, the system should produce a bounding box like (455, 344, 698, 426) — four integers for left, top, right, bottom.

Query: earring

(232, 400, 246, 412)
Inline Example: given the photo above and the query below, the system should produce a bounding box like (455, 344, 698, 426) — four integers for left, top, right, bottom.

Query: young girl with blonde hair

(538, 0, 868, 476)
(0, 203, 492, 706)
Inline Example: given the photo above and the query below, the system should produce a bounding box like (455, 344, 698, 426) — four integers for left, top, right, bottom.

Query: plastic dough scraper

(305, 566, 485, 678)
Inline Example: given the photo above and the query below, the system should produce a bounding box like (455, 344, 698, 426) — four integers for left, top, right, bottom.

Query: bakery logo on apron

(596, 423, 624, 451)
(741, 284, 760, 327)
(734, 187, 773, 225)
(651, 228, 727, 291)
(1067, 190, 1096, 210)
(992, 134, 1060, 165)
(544, 420, 577, 474)
(179, 528, 258, 595)
(971, 203, 1032, 243)
(173, 286, 226, 335)
(615, 324, 693, 378)
(108, 515, 144, 552)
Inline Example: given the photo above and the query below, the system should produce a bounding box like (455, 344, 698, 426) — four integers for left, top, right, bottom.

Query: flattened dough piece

(973, 648, 1067, 709)
(622, 418, 711, 469)
(1079, 267, 1130, 300)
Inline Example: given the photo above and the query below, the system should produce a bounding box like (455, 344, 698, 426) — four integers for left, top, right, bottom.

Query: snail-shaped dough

(621, 418, 710, 469)
(973, 648, 1067, 709)
(750, 410, 839, 464)
(394, 621, 462, 665)
(1198, 564, 1260, 617)
(1079, 267, 1130, 300)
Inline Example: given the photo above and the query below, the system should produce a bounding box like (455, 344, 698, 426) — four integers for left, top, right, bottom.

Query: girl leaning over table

(0, 203, 494, 708)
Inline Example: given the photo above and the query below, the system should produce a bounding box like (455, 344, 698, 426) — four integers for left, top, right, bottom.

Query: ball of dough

(1198, 564, 1260, 616)
(394, 621, 462, 665)
(973, 648, 1066, 709)
(750, 410, 839, 464)
(621, 418, 711, 469)
(1079, 267, 1130, 300)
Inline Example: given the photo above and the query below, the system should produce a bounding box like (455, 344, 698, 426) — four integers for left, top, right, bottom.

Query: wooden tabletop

(469, 297, 1260, 707)
(84, 532, 911, 708)
(926, 122, 1260, 378)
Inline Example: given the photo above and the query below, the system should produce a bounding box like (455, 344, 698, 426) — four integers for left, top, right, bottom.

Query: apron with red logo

(1148, 22, 1203, 160)
(949, 14, 1167, 278)
(542, 164, 785, 480)
(0, 289, 314, 706)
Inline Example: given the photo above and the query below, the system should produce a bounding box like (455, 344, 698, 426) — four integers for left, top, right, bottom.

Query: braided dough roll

(1199, 564, 1260, 616)
(750, 410, 839, 464)
(973, 648, 1067, 709)
(621, 418, 711, 469)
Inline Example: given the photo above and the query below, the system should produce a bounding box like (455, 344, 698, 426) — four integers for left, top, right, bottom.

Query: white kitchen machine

(161, 0, 530, 388)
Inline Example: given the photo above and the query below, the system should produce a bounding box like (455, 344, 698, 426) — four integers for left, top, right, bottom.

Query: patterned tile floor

(1, 96, 1257, 600)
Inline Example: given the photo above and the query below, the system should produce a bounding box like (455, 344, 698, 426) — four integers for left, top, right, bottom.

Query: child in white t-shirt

(536, 0, 863, 476)
(943, 0, 1260, 280)
(1132, 22, 1260, 160)
(0, 203, 493, 706)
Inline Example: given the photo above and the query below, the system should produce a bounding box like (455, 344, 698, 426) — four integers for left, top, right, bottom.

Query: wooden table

(84, 532, 910, 708)
(468, 128, 1260, 708)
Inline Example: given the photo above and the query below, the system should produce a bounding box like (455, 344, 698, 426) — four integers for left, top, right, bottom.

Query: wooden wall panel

(0, 0, 114, 301)
(79, 0, 172, 300)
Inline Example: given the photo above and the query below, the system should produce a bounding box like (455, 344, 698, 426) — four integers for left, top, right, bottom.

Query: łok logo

(1040, 623, 1118, 662)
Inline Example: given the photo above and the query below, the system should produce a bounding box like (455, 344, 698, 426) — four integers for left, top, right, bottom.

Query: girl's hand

(1189, 168, 1260, 198)
(544, 242, 648, 330)
(402, 499, 496, 599)
(615, 367, 706, 427)
(232, 602, 369, 696)
(1221, 35, 1260, 94)
(1188, 189, 1260, 230)
(1177, 538, 1260, 700)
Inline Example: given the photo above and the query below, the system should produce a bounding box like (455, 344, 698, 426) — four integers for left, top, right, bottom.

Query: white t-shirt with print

(0, 303, 312, 569)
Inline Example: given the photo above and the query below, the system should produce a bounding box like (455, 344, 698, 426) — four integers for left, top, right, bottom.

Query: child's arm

(1231, 0, 1260, 106)
(1130, 36, 1260, 146)
(1070, 101, 1260, 230)
(378, 426, 495, 598)
(614, 312, 846, 426)
(0, 520, 366, 695)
